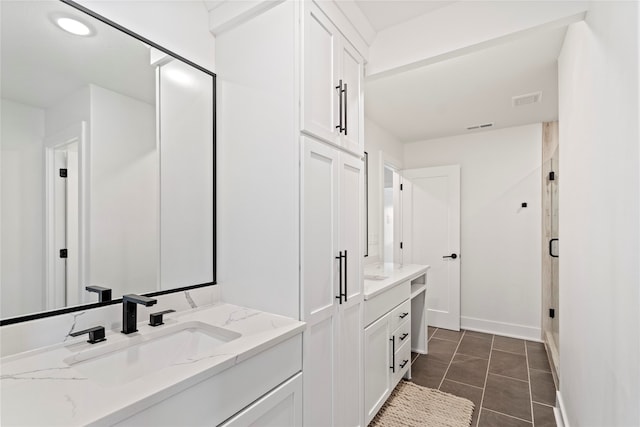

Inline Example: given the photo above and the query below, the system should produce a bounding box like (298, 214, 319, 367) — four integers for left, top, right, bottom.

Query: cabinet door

(301, 137, 340, 427)
(339, 40, 363, 155)
(302, 3, 340, 145)
(220, 373, 303, 427)
(336, 153, 364, 426)
(364, 313, 392, 425)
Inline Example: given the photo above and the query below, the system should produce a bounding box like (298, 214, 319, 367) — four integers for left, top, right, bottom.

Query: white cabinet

(115, 335, 302, 427)
(302, 136, 363, 427)
(220, 373, 302, 427)
(302, 1, 363, 156)
(364, 313, 391, 423)
(364, 298, 412, 425)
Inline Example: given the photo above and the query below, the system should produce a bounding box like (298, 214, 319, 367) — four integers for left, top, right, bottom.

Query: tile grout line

(444, 377, 485, 390)
(475, 334, 495, 427)
(525, 342, 535, 426)
(437, 330, 466, 390)
(490, 347, 527, 357)
(489, 372, 530, 384)
(482, 408, 535, 424)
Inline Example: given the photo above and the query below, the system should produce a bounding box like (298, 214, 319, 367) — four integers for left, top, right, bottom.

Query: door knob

(443, 253, 458, 259)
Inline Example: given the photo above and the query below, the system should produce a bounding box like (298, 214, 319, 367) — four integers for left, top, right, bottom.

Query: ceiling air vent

(466, 122, 494, 131)
(512, 91, 542, 107)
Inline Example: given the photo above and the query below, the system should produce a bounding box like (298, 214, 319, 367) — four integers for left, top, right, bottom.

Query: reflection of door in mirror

(49, 137, 80, 310)
(382, 165, 401, 264)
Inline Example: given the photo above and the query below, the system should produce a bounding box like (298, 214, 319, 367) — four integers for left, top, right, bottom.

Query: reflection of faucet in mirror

(121, 294, 157, 334)
(85, 285, 112, 302)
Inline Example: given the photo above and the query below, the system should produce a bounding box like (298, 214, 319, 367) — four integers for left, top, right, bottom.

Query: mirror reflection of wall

(0, 1, 214, 320)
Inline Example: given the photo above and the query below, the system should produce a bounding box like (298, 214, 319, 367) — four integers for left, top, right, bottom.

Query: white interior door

(404, 165, 461, 331)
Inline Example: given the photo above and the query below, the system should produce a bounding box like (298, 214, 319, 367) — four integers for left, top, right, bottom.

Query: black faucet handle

(70, 326, 106, 344)
(149, 309, 176, 327)
(85, 285, 112, 302)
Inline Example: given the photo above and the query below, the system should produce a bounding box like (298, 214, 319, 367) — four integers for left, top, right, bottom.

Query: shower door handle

(549, 239, 559, 258)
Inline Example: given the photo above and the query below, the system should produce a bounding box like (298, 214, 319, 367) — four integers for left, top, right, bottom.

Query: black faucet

(85, 285, 112, 302)
(121, 294, 157, 334)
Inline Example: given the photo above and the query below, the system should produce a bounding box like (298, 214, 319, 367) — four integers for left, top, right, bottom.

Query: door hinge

(400, 242, 403, 249)
(59, 168, 68, 178)
(549, 171, 555, 181)
(59, 249, 68, 259)
(549, 308, 555, 318)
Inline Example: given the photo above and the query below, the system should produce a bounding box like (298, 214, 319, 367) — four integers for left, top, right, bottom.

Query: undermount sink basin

(364, 274, 389, 281)
(63, 321, 241, 386)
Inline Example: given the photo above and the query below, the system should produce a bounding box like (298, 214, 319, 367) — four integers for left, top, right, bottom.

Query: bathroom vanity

(0, 303, 305, 426)
(363, 263, 429, 424)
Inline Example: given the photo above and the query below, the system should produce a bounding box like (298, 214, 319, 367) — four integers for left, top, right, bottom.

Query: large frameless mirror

(1, 0, 215, 324)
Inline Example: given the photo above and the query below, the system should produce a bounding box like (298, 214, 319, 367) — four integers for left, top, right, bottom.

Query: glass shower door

(549, 146, 560, 375)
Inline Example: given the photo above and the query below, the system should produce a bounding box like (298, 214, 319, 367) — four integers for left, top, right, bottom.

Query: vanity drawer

(364, 281, 410, 327)
(389, 299, 411, 332)
(391, 339, 411, 387)
(392, 319, 411, 348)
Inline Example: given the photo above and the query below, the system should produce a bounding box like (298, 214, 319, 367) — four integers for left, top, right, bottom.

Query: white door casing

(404, 165, 461, 331)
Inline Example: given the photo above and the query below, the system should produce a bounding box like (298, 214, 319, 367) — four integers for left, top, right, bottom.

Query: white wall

(364, 117, 404, 262)
(404, 124, 542, 339)
(0, 99, 46, 318)
(89, 85, 157, 301)
(557, 2, 639, 425)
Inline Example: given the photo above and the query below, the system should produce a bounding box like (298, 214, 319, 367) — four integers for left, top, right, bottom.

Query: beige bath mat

(370, 381, 474, 427)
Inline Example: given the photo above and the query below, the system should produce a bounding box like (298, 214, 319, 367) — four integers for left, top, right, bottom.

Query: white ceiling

(354, 0, 456, 32)
(1, 1, 155, 110)
(364, 25, 566, 142)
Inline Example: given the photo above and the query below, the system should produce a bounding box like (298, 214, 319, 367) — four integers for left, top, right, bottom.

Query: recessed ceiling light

(56, 17, 93, 36)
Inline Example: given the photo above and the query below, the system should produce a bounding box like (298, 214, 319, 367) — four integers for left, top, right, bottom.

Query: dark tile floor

(410, 327, 557, 427)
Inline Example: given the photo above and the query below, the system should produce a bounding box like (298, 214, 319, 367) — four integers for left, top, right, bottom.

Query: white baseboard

(555, 391, 570, 427)
(460, 316, 542, 341)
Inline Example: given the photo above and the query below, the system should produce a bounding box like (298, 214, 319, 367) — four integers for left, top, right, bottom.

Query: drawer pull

(399, 360, 409, 369)
(399, 312, 409, 319)
(389, 336, 396, 373)
(399, 333, 409, 341)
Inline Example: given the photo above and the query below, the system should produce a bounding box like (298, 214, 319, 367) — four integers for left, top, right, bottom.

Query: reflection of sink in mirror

(64, 321, 240, 386)
(364, 275, 389, 281)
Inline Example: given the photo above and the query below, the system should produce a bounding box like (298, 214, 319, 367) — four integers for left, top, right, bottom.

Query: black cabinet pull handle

(390, 336, 396, 373)
(343, 83, 348, 136)
(343, 250, 348, 302)
(399, 312, 409, 319)
(443, 253, 458, 259)
(399, 359, 409, 369)
(549, 238, 559, 258)
(335, 80, 344, 133)
(336, 251, 342, 304)
(399, 333, 409, 341)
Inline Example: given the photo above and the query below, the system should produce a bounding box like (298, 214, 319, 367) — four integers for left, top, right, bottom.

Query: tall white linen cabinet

(215, 1, 367, 426)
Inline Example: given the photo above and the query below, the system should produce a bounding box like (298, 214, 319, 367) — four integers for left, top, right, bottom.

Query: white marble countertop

(363, 263, 430, 300)
(0, 303, 305, 426)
